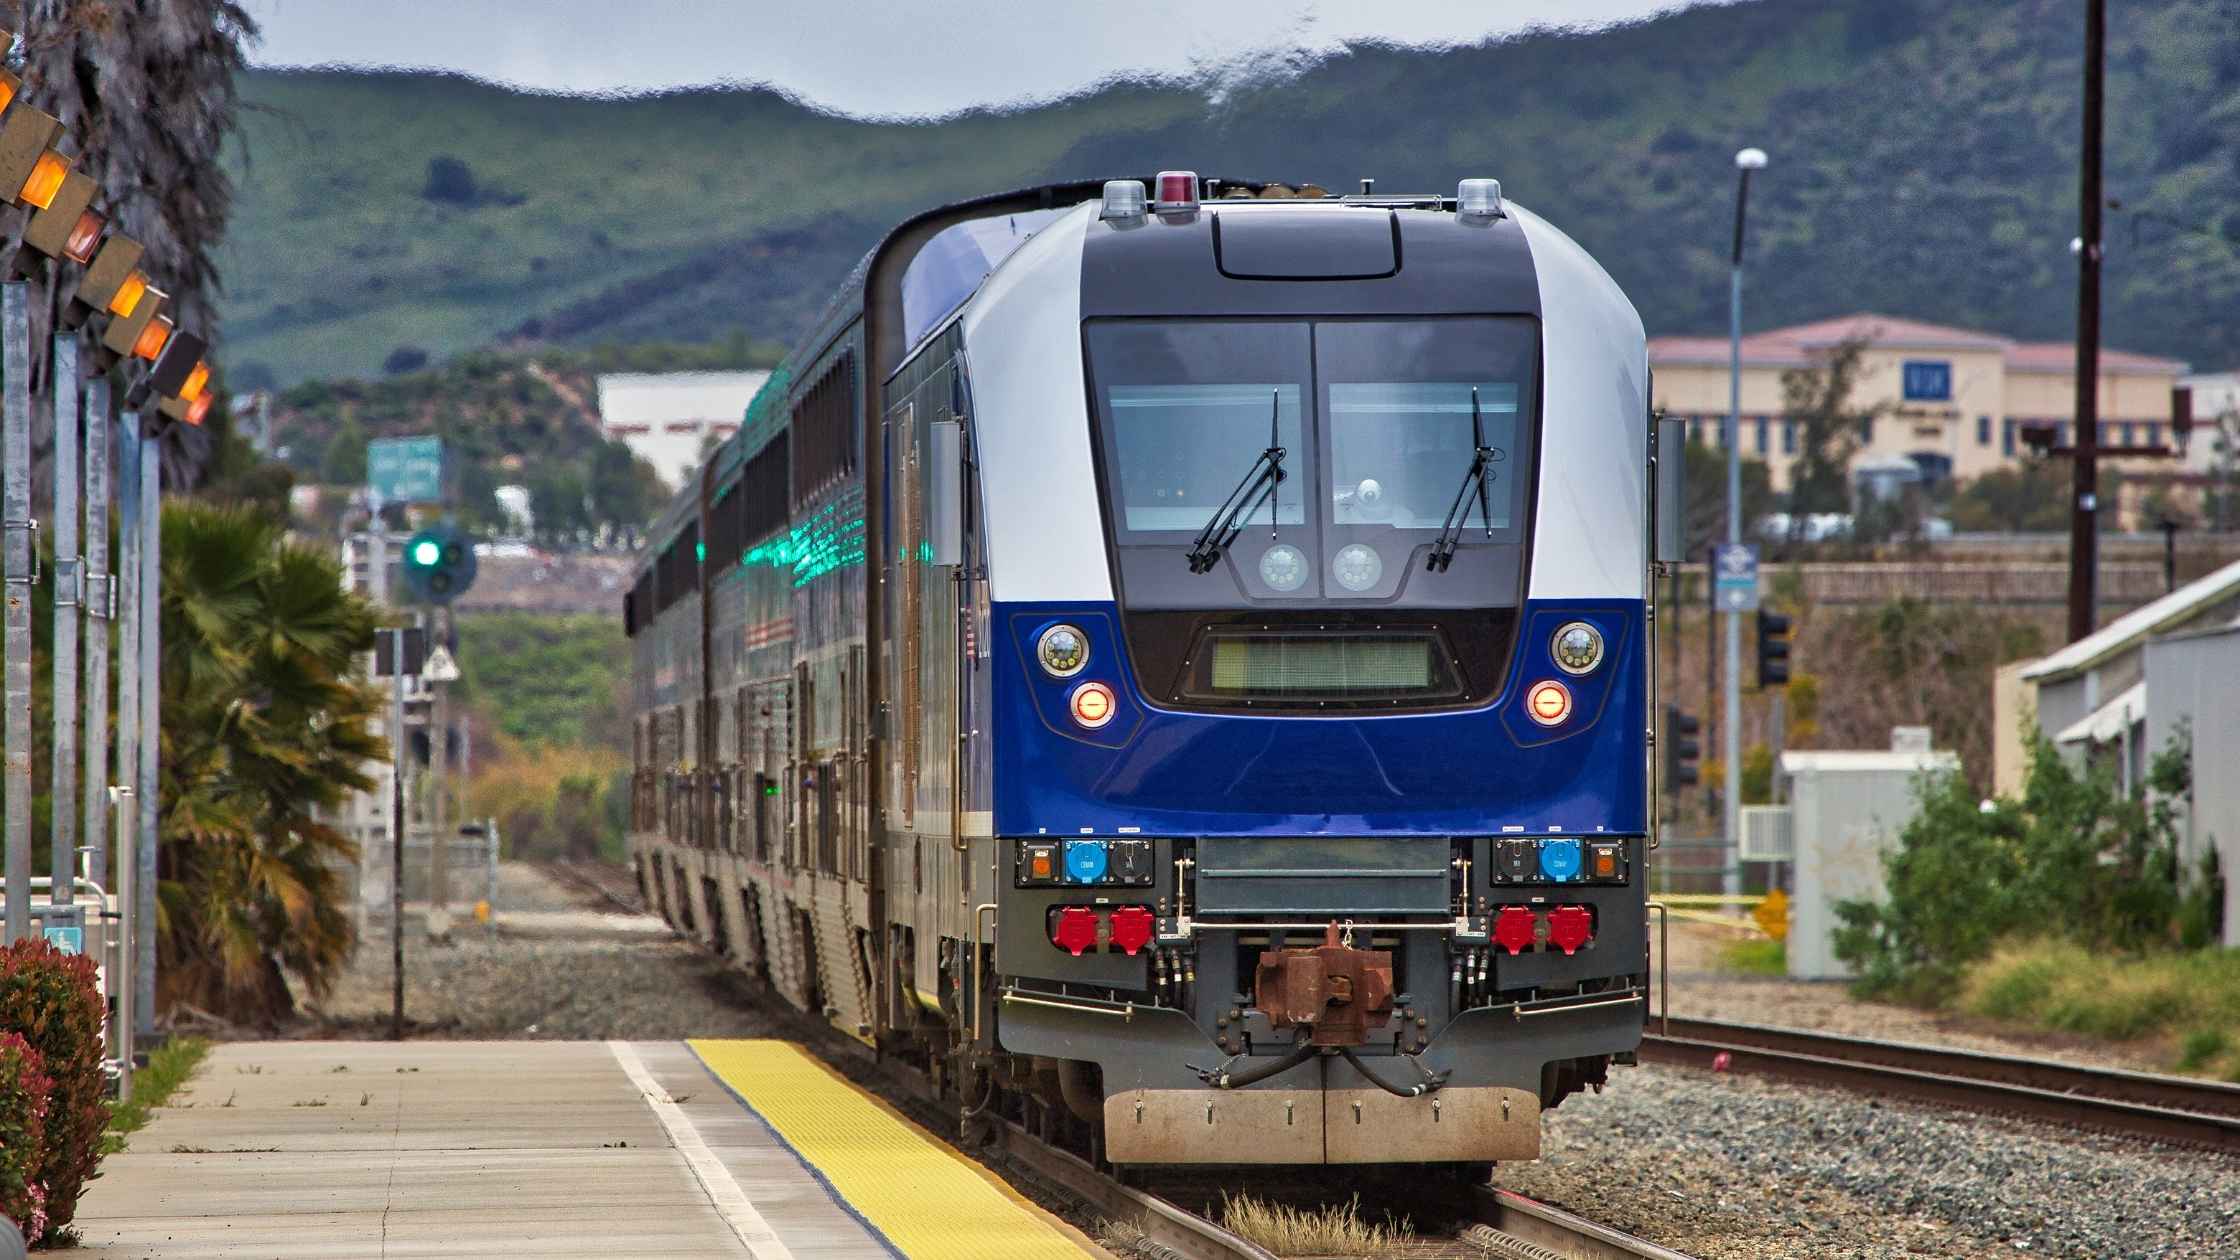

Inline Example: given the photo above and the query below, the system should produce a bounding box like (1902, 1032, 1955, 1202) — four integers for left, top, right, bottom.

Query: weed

(1719, 938, 1787, 976)
(169, 1145, 214, 1155)
(102, 1038, 211, 1157)
(290, 1098, 330, 1108)
(1959, 940, 2240, 1076)
(220, 1091, 237, 1109)
(1221, 1192, 1411, 1257)
(359, 1092, 372, 1107)
(2176, 1029, 2229, 1073)
(328, 1065, 351, 1074)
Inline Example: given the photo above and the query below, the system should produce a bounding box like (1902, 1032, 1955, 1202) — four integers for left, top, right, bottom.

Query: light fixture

(1069, 681, 1116, 729)
(20, 170, 93, 258)
(177, 359, 211, 404)
(130, 314, 172, 362)
(1036, 624, 1088, 678)
(107, 268, 149, 319)
(68, 234, 144, 326)
(1525, 679, 1573, 727)
(1331, 543, 1382, 593)
(1257, 543, 1306, 592)
(61, 210, 101, 264)
(142, 328, 207, 400)
(101, 287, 166, 360)
(17, 150, 67, 210)
(0, 67, 20, 116)
(0, 107, 61, 207)
(1551, 622, 1605, 675)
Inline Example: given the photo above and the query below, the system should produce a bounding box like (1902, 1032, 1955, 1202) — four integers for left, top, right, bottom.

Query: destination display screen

(1184, 628, 1462, 704)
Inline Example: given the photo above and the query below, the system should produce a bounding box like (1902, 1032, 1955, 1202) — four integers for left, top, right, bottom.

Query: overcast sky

(241, 0, 1725, 117)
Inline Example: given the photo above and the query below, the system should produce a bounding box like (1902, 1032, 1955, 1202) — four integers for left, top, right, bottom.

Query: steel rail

(990, 1122, 1277, 1260)
(1641, 1017, 2240, 1152)
(1471, 1187, 1704, 1260)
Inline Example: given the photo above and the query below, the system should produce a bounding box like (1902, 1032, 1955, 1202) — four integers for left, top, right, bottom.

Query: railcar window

(1106, 383, 1307, 532)
(1326, 382, 1519, 531)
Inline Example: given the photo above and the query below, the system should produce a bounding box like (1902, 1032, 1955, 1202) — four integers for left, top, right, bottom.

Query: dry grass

(1961, 939, 2240, 1080)
(1220, 1191, 1412, 1257)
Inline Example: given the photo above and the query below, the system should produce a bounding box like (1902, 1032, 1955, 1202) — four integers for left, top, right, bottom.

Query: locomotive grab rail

(1510, 990, 1644, 1020)
(999, 988, 1140, 1022)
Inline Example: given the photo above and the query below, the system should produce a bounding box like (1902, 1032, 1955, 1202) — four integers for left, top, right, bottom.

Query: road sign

(1713, 542, 1760, 612)
(43, 924, 81, 955)
(367, 436, 444, 504)
(421, 644, 460, 683)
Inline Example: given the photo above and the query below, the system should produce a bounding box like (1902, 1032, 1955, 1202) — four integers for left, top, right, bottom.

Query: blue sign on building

(1902, 360, 1953, 402)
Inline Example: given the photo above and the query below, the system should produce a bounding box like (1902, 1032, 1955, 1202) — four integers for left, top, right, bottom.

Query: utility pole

(3, 281, 31, 944)
(2067, 0, 2105, 644)
(428, 605, 449, 930)
(134, 424, 159, 1042)
(388, 626, 408, 1041)
(49, 338, 80, 918)
(114, 412, 140, 1082)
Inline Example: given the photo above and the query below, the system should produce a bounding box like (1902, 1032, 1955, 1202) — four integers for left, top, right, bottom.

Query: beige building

(1649, 314, 2188, 500)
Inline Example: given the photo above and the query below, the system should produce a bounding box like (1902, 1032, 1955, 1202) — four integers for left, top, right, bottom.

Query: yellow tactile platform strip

(689, 1039, 1103, 1260)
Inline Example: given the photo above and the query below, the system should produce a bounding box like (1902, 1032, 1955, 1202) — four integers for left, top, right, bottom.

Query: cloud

(242, 0, 1723, 117)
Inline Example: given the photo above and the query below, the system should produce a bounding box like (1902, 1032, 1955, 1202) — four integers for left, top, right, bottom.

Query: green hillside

(217, 0, 2240, 387)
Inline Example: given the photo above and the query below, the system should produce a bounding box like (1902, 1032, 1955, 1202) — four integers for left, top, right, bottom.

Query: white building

(595, 371, 771, 490)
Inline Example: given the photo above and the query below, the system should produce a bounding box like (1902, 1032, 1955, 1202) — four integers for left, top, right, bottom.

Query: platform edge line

(608, 1039, 801, 1260)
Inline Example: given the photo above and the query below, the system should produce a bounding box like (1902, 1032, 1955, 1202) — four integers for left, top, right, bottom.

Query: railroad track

(532, 858, 645, 915)
(1641, 1015, 2240, 1153)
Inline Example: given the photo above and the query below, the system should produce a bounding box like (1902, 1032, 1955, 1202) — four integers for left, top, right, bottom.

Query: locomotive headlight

(1037, 624, 1089, 678)
(1551, 621, 1604, 675)
(1331, 543, 1382, 593)
(1258, 544, 1306, 592)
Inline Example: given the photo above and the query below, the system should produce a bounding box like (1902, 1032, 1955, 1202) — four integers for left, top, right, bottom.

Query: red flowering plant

(0, 941, 105, 1237)
(0, 1031, 52, 1245)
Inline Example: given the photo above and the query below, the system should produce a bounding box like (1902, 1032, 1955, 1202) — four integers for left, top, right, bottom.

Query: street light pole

(1725, 146, 1766, 900)
(2066, 0, 2105, 643)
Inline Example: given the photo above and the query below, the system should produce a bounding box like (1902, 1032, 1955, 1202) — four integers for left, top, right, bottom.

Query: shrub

(1832, 729, 2194, 993)
(0, 1032, 52, 1246)
(0, 941, 105, 1234)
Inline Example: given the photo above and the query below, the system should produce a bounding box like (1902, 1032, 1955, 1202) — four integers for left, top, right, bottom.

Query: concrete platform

(74, 1040, 906, 1258)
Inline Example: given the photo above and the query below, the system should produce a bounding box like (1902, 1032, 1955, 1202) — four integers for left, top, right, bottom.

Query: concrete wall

(2144, 625, 2240, 947)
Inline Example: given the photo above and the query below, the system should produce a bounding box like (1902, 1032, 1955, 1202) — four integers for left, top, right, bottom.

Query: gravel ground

(1503, 1063, 2240, 1260)
(1661, 918, 2171, 1074)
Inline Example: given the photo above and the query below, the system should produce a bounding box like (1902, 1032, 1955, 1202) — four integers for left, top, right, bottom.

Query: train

(625, 172, 1668, 1171)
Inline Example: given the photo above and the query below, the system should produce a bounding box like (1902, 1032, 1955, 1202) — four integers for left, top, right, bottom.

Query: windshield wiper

(1185, 390, 1287, 573)
(1425, 386, 1506, 572)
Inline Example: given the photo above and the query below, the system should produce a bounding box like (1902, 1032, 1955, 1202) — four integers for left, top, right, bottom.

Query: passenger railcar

(625, 173, 1667, 1169)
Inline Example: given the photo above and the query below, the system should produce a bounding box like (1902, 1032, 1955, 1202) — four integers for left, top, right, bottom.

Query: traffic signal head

(401, 524, 478, 605)
(1756, 611, 1793, 689)
(1665, 703, 1702, 789)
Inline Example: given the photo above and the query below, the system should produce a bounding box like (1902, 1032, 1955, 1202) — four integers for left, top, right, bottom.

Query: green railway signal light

(401, 523, 478, 605)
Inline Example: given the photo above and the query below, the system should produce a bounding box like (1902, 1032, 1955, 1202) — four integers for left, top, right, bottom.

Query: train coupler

(1252, 921, 1395, 1048)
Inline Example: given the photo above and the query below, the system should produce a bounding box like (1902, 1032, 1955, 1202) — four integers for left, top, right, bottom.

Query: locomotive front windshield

(1086, 316, 1539, 708)
(1086, 317, 1538, 609)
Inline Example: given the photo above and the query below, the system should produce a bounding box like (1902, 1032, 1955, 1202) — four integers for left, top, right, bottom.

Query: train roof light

(1154, 170, 1199, 212)
(1100, 179, 1147, 221)
(1457, 177, 1504, 219)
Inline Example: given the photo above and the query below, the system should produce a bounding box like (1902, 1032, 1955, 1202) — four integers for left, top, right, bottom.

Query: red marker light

(1526, 679, 1573, 726)
(1070, 681, 1116, 730)
(1548, 905, 1594, 955)
(1493, 906, 1537, 956)
(1051, 907, 1100, 956)
(1109, 906, 1155, 956)
(1154, 170, 1199, 211)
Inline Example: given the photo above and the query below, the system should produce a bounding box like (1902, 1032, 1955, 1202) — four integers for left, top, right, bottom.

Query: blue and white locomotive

(626, 172, 1664, 1169)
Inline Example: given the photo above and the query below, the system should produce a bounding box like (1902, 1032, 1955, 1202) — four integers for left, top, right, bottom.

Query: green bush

(0, 940, 108, 1237)
(1832, 729, 2194, 993)
(0, 1032, 52, 1245)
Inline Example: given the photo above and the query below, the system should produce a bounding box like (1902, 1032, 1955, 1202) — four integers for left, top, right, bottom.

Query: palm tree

(153, 501, 384, 1024)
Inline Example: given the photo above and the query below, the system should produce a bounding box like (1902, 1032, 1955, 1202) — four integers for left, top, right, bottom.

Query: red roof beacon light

(1051, 906, 1101, 957)
(1108, 906, 1155, 956)
(1154, 170, 1200, 212)
(1548, 905, 1594, 956)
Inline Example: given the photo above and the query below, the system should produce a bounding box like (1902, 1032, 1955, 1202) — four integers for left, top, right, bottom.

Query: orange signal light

(62, 210, 102, 264)
(0, 72, 18, 117)
(1525, 679, 1573, 727)
(184, 391, 214, 427)
(1070, 681, 1116, 730)
(106, 268, 148, 318)
(131, 314, 173, 361)
(178, 359, 211, 404)
(18, 150, 68, 211)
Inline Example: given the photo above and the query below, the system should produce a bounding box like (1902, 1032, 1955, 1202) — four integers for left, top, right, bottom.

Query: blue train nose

(1064, 840, 1110, 883)
(1538, 838, 1583, 881)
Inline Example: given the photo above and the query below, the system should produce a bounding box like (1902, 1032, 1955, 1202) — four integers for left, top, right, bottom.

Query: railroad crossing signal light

(1756, 611, 1793, 689)
(1665, 703, 1701, 789)
(401, 524, 478, 605)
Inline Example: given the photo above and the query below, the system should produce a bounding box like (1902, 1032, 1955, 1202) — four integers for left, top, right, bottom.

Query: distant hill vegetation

(218, 0, 2240, 388)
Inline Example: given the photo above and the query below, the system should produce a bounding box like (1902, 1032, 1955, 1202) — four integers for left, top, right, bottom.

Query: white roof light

(1100, 179, 1147, 221)
(1457, 177, 1504, 218)
(1735, 147, 1769, 170)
